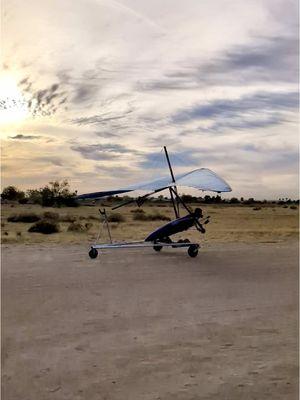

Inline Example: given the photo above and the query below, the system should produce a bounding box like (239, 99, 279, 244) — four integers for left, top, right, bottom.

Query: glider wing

(76, 168, 231, 200)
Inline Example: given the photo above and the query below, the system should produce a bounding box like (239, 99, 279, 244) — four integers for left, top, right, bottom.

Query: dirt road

(2, 242, 298, 399)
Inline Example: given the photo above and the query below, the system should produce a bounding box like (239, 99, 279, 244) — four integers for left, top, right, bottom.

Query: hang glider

(79, 146, 233, 260)
(76, 167, 232, 200)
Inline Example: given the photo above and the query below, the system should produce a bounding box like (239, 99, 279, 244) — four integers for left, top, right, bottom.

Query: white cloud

(1, 0, 298, 198)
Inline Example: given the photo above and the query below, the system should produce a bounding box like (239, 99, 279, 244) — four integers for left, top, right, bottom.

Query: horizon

(1, 0, 299, 200)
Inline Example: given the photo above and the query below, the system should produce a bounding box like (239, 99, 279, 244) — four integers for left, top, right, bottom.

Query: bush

(85, 222, 93, 230)
(18, 198, 29, 204)
(28, 220, 60, 234)
(59, 214, 77, 223)
(67, 222, 86, 232)
(253, 207, 261, 211)
(133, 212, 170, 221)
(290, 205, 298, 210)
(88, 215, 99, 221)
(107, 213, 125, 222)
(131, 208, 145, 214)
(8, 213, 41, 223)
(43, 211, 60, 220)
(1, 186, 25, 201)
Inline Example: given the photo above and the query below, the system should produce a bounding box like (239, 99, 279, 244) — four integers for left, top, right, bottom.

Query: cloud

(94, 131, 119, 138)
(18, 78, 68, 117)
(9, 134, 43, 140)
(33, 156, 64, 166)
(71, 109, 133, 126)
(139, 150, 198, 169)
(199, 36, 298, 85)
(70, 143, 140, 160)
(172, 91, 298, 129)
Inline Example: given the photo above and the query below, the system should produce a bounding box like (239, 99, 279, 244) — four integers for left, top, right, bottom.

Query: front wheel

(89, 248, 98, 259)
(188, 244, 199, 258)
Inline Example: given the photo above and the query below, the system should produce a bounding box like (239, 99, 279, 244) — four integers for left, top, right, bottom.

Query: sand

(2, 241, 298, 399)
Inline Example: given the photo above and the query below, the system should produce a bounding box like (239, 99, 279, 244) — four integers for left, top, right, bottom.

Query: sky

(1, 0, 299, 199)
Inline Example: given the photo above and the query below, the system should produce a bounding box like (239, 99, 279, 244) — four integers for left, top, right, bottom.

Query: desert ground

(1, 203, 299, 399)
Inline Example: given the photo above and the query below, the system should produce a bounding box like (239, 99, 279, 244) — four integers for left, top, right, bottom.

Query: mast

(164, 146, 180, 218)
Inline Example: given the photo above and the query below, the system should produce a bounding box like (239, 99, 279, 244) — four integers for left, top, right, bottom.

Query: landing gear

(153, 237, 171, 252)
(89, 248, 98, 259)
(153, 244, 162, 252)
(188, 244, 199, 258)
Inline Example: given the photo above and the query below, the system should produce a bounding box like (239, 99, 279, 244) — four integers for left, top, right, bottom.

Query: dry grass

(1, 203, 298, 244)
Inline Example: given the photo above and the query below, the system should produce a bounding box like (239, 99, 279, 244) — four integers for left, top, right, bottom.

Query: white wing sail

(76, 168, 231, 199)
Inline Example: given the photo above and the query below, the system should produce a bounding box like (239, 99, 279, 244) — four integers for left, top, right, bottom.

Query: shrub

(131, 208, 145, 214)
(28, 220, 60, 234)
(67, 222, 86, 232)
(43, 211, 60, 220)
(107, 213, 125, 222)
(85, 222, 93, 230)
(133, 212, 170, 221)
(253, 207, 261, 211)
(290, 205, 298, 210)
(8, 213, 41, 223)
(88, 215, 99, 221)
(18, 198, 29, 204)
(59, 214, 77, 223)
(1, 186, 25, 201)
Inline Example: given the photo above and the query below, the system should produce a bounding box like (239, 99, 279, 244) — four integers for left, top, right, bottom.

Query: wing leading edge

(76, 168, 232, 200)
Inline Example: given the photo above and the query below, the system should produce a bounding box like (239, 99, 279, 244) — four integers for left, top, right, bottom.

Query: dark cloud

(94, 131, 119, 138)
(200, 36, 298, 84)
(72, 83, 99, 104)
(139, 150, 198, 169)
(72, 109, 133, 126)
(18, 78, 68, 117)
(71, 143, 140, 161)
(172, 91, 298, 128)
(202, 115, 284, 133)
(9, 134, 42, 140)
(136, 36, 298, 93)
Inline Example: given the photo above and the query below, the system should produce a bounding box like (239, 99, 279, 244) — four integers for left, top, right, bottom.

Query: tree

(1, 186, 25, 201)
(27, 189, 43, 204)
(41, 180, 78, 207)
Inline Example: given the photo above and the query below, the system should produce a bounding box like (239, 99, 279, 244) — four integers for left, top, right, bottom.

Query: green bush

(8, 213, 41, 223)
(28, 220, 60, 234)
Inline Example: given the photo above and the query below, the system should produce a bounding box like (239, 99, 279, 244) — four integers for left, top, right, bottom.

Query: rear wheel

(188, 244, 199, 258)
(89, 248, 98, 259)
(153, 245, 162, 252)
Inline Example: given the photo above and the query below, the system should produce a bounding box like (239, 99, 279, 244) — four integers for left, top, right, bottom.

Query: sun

(0, 73, 29, 125)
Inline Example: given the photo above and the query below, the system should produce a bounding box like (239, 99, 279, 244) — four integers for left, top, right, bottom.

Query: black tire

(153, 245, 163, 252)
(188, 244, 199, 258)
(89, 248, 98, 259)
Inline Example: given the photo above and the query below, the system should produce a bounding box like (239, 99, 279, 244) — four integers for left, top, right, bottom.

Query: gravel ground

(2, 242, 298, 400)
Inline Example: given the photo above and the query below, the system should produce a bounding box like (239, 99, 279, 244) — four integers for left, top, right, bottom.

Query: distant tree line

(1, 182, 299, 207)
(1, 180, 78, 207)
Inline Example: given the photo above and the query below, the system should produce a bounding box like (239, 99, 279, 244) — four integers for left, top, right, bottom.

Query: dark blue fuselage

(145, 214, 196, 242)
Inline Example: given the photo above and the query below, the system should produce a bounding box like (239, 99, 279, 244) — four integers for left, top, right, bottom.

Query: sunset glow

(0, 74, 29, 125)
